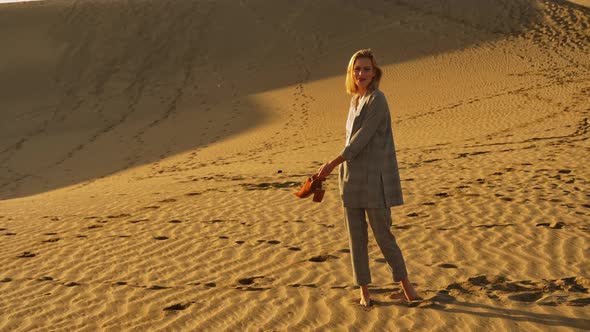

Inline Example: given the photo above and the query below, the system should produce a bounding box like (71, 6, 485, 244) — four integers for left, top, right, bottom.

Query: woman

(317, 49, 420, 306)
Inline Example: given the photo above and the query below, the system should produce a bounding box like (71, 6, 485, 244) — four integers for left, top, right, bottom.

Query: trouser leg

(343, 207, 371, 285)
(366, 208, 408, 282)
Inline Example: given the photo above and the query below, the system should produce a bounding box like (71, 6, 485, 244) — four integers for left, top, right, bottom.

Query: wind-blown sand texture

(1, 0, 589, 331)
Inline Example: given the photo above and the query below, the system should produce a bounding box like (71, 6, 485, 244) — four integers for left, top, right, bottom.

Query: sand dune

(1, 0, 589, 331)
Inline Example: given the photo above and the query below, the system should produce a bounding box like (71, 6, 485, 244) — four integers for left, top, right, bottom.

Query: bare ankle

(359, 285, 371, 306)
(400, 278, 420, 301)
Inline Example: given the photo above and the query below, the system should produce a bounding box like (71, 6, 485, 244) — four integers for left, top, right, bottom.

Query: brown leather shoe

(312, 187, 325, 202)
(295, 174, 325, 202)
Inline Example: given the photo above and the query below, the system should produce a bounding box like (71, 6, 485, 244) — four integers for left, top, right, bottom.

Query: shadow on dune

(431, 300, 590, 330)
(0, 0, 549, 199)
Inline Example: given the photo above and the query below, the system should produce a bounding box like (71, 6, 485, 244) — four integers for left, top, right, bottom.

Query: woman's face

(352, 57, 375, 91)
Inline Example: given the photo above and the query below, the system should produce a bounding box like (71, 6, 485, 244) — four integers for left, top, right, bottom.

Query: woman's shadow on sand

(369, 279, 590, 331)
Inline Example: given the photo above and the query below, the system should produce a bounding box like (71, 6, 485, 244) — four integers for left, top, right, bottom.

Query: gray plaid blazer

(338, 89, 404, 208)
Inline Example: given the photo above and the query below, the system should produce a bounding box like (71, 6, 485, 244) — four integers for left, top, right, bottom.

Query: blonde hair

(345, 49, 383, 95)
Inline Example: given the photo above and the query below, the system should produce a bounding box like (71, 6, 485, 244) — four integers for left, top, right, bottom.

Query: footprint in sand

(148, 285, 170, 290)
(290, 283, 317, 288)
(267, 240, 281, 245)
(64, 282, 81, 287)
(393, 225, 412, 230)
(163, 303, 192, 311)
(309, 254, 338, 262)
(566, 298, 590, 306)
(168, 219, 182, 224)
(536, 222, 566, 229)
(1, 277, 13, 282)
(235, 241, 245, 245)
(17, 252, 36, 258)
(474, 224, 514, 229)
(153, 236, 169, 240)
(203, 219, 224, 224)
(237, 276, 264, 285)
(288, 247, 302, 251)
(438, 263, 458, 269)
(42, 238, 61, 243)
(330, 285, 348, 289)
(508, 291, 544, 302)
(159, 198, 177, 203)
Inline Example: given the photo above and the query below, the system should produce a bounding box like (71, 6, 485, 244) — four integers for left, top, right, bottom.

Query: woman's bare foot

(401, 278, 422, 301)
(359, 284, 371, 306)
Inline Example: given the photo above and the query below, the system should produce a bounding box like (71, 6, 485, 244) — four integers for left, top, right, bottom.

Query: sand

(1, 0, 589, 331)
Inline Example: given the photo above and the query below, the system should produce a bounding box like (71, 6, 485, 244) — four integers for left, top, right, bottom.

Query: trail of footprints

(2, 215, 351, 312)
(401, 163, 589, 219)
(3, 226, 589, 313)
(3, 250, 588, 311)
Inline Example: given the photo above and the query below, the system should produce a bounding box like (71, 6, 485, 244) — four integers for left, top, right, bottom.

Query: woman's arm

(318, 91, 388, 180)
(318, 155, 345, 180)
(340, 92, 388, 161)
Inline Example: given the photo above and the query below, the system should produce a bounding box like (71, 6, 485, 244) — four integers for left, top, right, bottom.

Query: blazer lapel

(350, 89, 377, 135)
